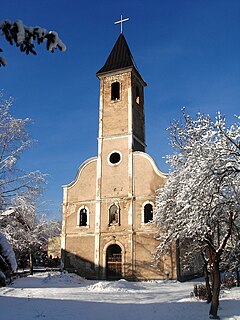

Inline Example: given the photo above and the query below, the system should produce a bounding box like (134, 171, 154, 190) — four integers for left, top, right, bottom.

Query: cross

(114, 15, 129, 34)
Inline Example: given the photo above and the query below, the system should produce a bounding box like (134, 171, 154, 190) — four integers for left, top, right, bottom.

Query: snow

(48, 31, 67, 52)
(15, 20, 25, 44)
(0, 272, 239, 320)
(0, 208, 14, 220)
(0, 232, 17, 272)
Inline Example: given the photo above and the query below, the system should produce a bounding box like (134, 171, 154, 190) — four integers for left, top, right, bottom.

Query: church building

(61, 32, 177, 280)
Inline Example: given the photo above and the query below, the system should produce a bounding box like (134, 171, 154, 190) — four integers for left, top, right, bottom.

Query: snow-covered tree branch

(0, 94, 47, 208)
(0, 19, 66, 66)
(154, 111, 240, 319)
(1, 195, 60, 275)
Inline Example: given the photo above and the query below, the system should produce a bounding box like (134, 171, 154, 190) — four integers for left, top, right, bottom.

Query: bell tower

(94, 34, 147, 277)
(96, 33, 147, 153)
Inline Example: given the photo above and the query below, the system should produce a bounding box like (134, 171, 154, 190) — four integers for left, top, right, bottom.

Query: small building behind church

(61, 33, 177, 280)
(48, 236, 61, 259)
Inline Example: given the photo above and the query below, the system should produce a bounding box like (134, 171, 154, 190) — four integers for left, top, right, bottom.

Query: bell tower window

(135, 86, 140, 104)
(111, 82, 120, 100)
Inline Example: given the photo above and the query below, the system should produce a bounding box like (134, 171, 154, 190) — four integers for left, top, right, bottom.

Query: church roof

(96, 33, 139, 76)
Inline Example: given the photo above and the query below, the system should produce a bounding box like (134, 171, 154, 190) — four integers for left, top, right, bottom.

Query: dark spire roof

(96, 34, 138, 76)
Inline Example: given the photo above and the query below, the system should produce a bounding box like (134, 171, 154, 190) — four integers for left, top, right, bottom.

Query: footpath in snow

(0, 272, 239, 320)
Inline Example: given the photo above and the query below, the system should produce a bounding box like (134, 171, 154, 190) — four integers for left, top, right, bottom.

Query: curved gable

(133, 152, 168, 197)
(63, 157, 97, 202)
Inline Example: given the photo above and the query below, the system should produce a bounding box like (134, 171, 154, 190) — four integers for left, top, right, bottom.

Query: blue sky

(1, 0, 239, 220)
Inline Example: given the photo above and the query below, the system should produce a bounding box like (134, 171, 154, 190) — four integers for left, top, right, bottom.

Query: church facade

(61, 34, 177, 280)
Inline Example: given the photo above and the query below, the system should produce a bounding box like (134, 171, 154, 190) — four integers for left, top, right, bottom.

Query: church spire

(96, 33, 138, 76)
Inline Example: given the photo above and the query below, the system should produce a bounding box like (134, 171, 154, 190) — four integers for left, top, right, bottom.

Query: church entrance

(106, 244, 122, 280)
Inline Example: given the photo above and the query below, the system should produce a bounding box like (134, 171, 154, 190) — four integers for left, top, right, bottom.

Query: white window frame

(141, 201, 154, 225)
(111, 81, 121, 101)
(107, 150, 122, 166)
(77, 205, 90, 228)
(108, 203, 120, 226)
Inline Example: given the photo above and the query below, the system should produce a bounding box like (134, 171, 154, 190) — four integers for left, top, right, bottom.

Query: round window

(109, 152, 121, 165)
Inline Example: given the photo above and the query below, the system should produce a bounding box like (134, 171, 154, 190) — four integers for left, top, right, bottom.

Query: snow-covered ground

(0, 272, 239, 320)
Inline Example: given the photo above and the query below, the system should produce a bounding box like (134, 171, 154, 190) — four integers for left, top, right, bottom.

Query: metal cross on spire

(114, 15, 129, 34)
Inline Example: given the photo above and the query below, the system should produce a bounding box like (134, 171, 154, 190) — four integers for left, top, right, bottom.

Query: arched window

(144, 203, 153, 223)
(109, 204, 119, 226)
(111, 82, 120, 100)
(79, 207, 88, 226)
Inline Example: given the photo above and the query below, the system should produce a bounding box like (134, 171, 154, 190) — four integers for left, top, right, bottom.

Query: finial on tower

(114, 15, 129, 34)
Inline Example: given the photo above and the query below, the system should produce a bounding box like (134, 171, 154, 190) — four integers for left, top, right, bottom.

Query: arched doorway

(106, 244, 122, 280)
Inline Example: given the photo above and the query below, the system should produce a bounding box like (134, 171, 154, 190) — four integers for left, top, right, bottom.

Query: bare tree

(0, 94, 46, 209)
(0, 95, 60, 274)
(0, 19, 66, 66)
(154, 111, 240, 319)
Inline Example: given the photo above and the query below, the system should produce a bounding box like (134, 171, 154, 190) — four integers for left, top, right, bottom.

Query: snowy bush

(0, 232, 17, 272)
(0, 232, 17, 286)
(193, 284, 209, 301)
(221, 275, 237, 289)
(0, 270, 6, 286)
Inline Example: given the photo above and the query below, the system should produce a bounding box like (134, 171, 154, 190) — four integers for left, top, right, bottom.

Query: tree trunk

(209, 255, 221, 319)
(236, 267, 240, 287)
(203, 264, 212, 303)
(29, 251, 33, 276)
(201, 251, 212, 303)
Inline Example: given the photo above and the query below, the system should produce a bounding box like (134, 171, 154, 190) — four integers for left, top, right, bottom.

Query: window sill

(77, 225, 90, 229)
(108, 223, 120, 227)
(141, 222, 154, 226)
